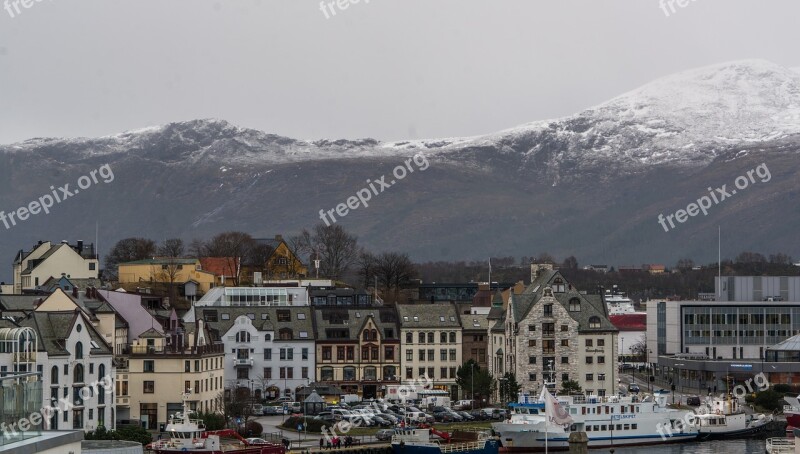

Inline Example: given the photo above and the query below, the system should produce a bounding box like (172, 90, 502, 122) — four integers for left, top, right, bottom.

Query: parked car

(445, 410, 464, 422)
(264, 405, 283, 415)
(249, 404, 264, 415)
(245, 438, 269, 445)
(620, 363, 635, 371)
(457, 411, 475, 421)
(276, 396, 293, 403)
(468, 410, 487, 421)
(433, 411, 455, 423)
(686, 396, 702, 406)
(454, 400, 474, 410)
(375, 429, 394, 441)
(371, 415, 393, 427)
(404, 411, 428, 423)
(628, 384, 640, 394)
(315, 411, 336, 422)
(378, 413, 399, 424)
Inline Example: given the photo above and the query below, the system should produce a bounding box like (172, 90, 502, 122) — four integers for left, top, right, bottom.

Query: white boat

(604, 287, 643, 315)
(784, 394, 800, 428)
(492, 391, 697, 451)
(692, 395, 774, 439)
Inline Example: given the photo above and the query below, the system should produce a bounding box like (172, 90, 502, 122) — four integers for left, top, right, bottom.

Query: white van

(454, 399, 474, 410)
(404, 411, 428, 423)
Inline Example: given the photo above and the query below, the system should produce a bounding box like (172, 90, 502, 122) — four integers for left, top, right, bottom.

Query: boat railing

(436, 440, 484, 453)
(766, 437, 794, 453)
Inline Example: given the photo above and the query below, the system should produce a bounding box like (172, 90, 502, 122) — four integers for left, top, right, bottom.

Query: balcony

(542, 349, 555, 355)
(542, 331, 555, 339)
(233, 358, 254, 367)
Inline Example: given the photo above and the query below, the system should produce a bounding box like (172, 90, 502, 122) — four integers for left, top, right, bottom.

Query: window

(529, 373, 537, 381)
(89, 262, 96, 271)
(279, 328, 292, 340)
(321, 367, 334, 381)
(561, 373, 569, 381)
(597, 339, 605, 347)
(586, 357, 593, 364)
(143, 360, 155, 373)
(406, 350, 413, 361)
(419, 333, 425, 343)
(598, 356, 605, 364)
(74, 364, 84, 383)
(299, 331, 308, 338)
(297, 313, 306, 320)
(51, 366, 59, 384)
(419, 349, 425, 361)
(585, 339, 593, 347)
(427, 367, 434, 379)
(553, 278, 565, 293)
(586, 374, 594, 381)
(569, 298, 580, 311)
(280, 348, 293, 360)
(346, 346, 354, 360)
(543, 304, 553, 317)
(337, 347, 345, 360)
(322, 347, 332, 360)
(441, 367, 447, 378)
(428, 349, 435, 361)
(561, 339, 569, 347)
(561, 356, 569, 364)
(529, 325, 536, 332)
(237, 368, 249, 379)
(406, 332, 413, 344)
(561, 325, 568, 332)
(441, 332, 447, 343)
(428, 333, 434, 343)
(264, 367, 272, 379)
(362, 347, 370, 361)
(264, 349, 272, 360)
(75, 342, 83, 359)
(589, 316, 601, 329)
(302, 348, 309, 360)
(406, 368, 413, 379)
(236, 331, 251, 343)
(439, 316, 445, 322)
(364, 366, 377, 380)
(542, 340, 555, 354)
(143, 381, 155, 393)
(529, 356, 537, 364)
(449, 349, 456, 361)
(449, 332, 456, 343)
(302, 367, 309, 379)
(528, 339, 536, 347)
(385, 346, 394, 360)
(598, 374, 605, 381)
(277, 310, 290, 322)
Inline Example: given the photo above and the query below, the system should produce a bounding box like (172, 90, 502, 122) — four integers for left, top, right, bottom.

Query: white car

(245, 438, 269, 445)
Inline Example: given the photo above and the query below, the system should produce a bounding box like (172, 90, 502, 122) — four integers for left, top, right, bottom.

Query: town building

(609, 313, 646, 360)
(12, 240, 99, 293)
(505, 264, 618, 397)
(313, 305, 400, 399)
(195, 306, 316, 400)
(117, 257, 217, 295)
(252, 235, 308, 280)
(715, 276, 800, 302)
(397, 303, 462, 398)
(647, 299, 800, 393)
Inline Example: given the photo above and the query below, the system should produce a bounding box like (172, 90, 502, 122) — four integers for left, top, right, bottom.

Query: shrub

(773, 384, 791, 394)
(754, 390, 783, 412)
(195, 411, 227, 431)
(281, 416, 329, 433)
(85, 425, 152, 445)
(238, 420, 264, 437)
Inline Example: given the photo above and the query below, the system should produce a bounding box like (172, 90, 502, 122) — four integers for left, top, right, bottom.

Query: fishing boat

(784, 394, 800, 429)
(391, 426, 500, 454)
(692, 395, 774, 439)
(492, 390, 697, 451)
(146, 393, 286, 454)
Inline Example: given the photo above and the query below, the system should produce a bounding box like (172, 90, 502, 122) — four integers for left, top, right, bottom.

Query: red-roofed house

(610, 313, 646, 360)
(200, 257, 240, 286)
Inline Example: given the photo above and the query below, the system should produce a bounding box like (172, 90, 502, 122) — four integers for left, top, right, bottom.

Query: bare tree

(375, 252, 416, 301)
(104, 238, 157, 280)
(205, 232, 255, 285)
(307, 224, 358, 281)
(356, 249, 378, 289)
(561, 256, 578, 270)
(188, 238, 207, 259)
(158, 238, 185, 258)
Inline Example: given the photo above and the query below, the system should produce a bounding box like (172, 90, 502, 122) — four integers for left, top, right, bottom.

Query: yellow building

(253, 236, 308, 280)
(118, 258, 216, 294)
(117, 319, 225, 429)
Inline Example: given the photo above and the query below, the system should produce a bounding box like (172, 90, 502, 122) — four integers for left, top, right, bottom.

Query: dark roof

(0, 295, 42, 312)
(20, 310, 113, 356)
(120, 258, 200, 266)
(396, 303, 460, 328)
(513, 270, 617, 333)
(313, 307, 399, 341)
(201, 306, 315, 339)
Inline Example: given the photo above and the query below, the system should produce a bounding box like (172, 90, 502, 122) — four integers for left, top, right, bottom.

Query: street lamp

(647, 350, 652, 392)
(471, 363, 475, 410)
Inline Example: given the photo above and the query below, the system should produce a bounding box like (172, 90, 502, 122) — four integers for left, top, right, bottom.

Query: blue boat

(391, 427, 500, 454)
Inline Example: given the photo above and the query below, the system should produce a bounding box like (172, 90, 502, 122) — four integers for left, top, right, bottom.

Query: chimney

(72, 286, 78, 298)
(77, 240, 84, 253)
(275, 234, 283, 241)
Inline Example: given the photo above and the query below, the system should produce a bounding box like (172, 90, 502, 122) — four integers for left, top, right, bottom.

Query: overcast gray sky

(1, 0, 798, 144)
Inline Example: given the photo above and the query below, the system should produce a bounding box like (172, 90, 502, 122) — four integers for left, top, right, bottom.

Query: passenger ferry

(692, 395, 774, 439)
(391, 426, 500, 454)
(604, 287, 643, 315)
(492, 390, 697, 451)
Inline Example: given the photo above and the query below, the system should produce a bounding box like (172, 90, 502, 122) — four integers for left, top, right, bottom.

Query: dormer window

(569, 298, 581, 311)
(589, 316, 601, 329)
(553, 278, 566, 293)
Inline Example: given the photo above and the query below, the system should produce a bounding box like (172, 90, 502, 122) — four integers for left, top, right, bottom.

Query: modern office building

(715, 276, 800, 302)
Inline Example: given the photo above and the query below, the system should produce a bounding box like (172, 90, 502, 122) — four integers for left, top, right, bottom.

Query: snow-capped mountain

(0, 60, 798, 277)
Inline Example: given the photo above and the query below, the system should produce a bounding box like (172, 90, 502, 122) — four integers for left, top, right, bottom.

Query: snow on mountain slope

(3, 60, 799, 170)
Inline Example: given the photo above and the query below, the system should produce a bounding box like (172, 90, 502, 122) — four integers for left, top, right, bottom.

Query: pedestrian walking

(320, 438, 324, 450)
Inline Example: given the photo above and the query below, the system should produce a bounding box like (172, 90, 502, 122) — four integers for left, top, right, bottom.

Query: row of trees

(103, 224, 418, 301)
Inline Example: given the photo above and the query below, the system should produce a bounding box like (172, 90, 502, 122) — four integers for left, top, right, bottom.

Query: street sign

(298, 424, 304, 431)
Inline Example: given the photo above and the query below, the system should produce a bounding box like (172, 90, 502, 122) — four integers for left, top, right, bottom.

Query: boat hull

(391, 439, 500, 454)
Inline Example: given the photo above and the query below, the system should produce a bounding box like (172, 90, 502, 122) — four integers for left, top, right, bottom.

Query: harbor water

(607, 438, 767, 453)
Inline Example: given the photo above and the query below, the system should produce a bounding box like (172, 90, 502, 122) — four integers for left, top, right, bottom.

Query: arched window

(75, 342, 83, 359)
(320, 367, 334, 381)
(236, 331, 251, 343)
(279, 328, 293, 340)
(74, 364, 84, 383)
(364, 366, 377, 381)
(343, 366, 356, 381)
(51, 366, 59, 385)
(98, 364, 106, 404)
(569, 298, 581, 312)
(449, 332, 456, 343)
(371, 329, 378, 341)
(418, 332, 425, 343)
(589, 316, 601, 329)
